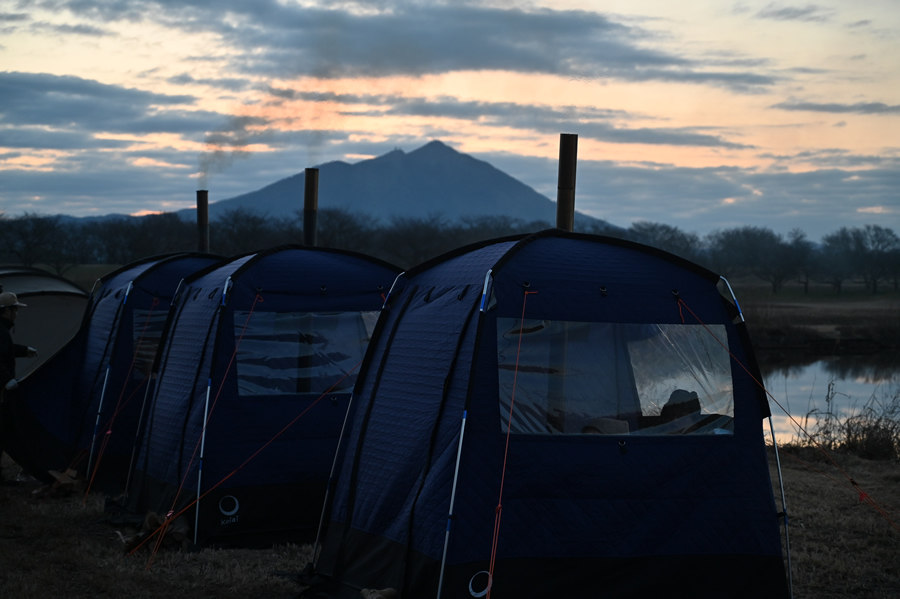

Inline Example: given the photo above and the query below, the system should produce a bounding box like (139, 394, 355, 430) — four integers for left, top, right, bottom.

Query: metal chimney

(304, 168, 319, 247)
(556, 133, 578, 232)
(196, 189, 210, 253)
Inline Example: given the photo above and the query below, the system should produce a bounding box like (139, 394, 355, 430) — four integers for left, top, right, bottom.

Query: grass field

(2, 441, 899, 598)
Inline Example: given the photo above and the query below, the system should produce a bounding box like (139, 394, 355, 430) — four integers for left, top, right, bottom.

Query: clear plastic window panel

(497, 319, 734, 435)
(234, 311, 379, 397)
(132, 309, 170, 381)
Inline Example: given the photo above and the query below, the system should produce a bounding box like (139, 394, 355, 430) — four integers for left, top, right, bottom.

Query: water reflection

(758, 352, 900, 441)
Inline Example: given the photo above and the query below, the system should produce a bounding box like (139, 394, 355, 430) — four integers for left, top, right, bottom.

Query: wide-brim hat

(0, 292, 27, 308)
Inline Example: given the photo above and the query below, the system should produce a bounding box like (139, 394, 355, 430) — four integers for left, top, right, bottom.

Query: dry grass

(3, 439, 899, 598)
(772, 446, 900, 598)
(0, 467, 312, 598)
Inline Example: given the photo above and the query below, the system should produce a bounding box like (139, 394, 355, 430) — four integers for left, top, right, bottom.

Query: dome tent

(0, 265, 88, 380)
(121, 245, 401, 547)
(3, 254, 221, 489)
(317, 229, 790, 599)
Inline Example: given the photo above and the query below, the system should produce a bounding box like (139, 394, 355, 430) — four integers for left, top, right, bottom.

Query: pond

(758, 352, 900, 442)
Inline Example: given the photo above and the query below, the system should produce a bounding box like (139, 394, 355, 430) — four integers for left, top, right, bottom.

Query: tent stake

(769, 415, 794, 599)
(436, 410, 469, 599)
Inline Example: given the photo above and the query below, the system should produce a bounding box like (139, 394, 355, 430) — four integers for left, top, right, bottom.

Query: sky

(1, 0, 898, 241)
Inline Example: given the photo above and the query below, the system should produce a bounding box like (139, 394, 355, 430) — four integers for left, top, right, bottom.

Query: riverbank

(735, 284, 900, 354)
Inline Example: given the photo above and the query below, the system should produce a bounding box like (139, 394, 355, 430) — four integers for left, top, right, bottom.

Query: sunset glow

(0, 0, 897, 238)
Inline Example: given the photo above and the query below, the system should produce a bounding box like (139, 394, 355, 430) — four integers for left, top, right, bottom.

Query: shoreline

(737, 290, 900, 355)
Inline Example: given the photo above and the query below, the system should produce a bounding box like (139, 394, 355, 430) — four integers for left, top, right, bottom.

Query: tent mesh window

(233, 310, 379, 396)
(497, 319, 734, 435)
(132, 309, 169, 381)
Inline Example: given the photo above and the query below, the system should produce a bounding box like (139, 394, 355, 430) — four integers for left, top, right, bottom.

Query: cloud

(0, 13, 29, 22)
(42, 0, 778, 92)
(0, 72, 234, 141)
(31, 21, 113, 36)
(770, 100, 900, 115)
(0, 127, 134, 150)
(755, 3, 831, 22)
(279, 90, 750, 148)
(483, 150, 899, 240)
(168, 73, 252, 92)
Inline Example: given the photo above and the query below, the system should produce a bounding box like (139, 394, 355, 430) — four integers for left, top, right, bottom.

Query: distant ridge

(179, 140, 604, 226)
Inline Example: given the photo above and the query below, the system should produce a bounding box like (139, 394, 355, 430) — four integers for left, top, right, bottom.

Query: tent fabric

(3, 254, 222, 490)
(0, 266, 89, 379)
(318, 230, 788, 599)
(0, 266, 88, 483)
(121, 246, 401, 547)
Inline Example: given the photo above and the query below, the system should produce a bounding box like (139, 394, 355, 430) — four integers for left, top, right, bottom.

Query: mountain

(183, 140, 604, 226)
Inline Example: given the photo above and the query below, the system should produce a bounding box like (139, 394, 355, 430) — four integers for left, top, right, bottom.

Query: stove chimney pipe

(196, 189, 210, 253)
(304, 168, 319, 247)
(556, 133, 578, 232)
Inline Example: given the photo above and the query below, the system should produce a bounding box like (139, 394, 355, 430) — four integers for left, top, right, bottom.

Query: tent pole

(768, 415, 794, 599)
(479, 270, 493, 313)
(87, 365, 111, 477)
(436, 410, 469, 599)
(313, 393, 356, 568)
(194, 378, 212, 545)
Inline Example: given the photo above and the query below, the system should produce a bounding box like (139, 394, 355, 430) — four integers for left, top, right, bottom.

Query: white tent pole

(436, 409, 469, 599)
(194, 378, 212, 545)
(383, 272, 406, 308)
(719, 276, 744, 322)
(312, 393, 356, 568)
(86, 365, 111, 476)
(479, 270, 493, 312)
(769, 415, 794, 599)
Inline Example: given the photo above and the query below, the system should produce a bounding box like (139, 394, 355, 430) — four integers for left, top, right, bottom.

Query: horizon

(1, 1, 898, 241)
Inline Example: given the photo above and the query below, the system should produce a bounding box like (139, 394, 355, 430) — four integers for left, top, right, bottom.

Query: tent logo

(219, 495, 240, 524)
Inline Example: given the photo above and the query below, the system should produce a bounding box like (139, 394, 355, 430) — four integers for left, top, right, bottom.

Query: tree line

(1, 209, 898, 294)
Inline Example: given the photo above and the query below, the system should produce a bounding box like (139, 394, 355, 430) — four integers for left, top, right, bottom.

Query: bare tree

(850, 224, 900, 294)
(211, 208, 276, 256)
(788, 228, 817, 294)
(819, 228, 855, 293)
(315, 208, 377, 254)
(0, 212, 63, 266)
(628, 221, 701, 262)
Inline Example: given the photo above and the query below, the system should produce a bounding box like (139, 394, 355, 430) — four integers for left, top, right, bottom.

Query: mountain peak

(410, 139, 458, 156)
(188, 140, 607, 229)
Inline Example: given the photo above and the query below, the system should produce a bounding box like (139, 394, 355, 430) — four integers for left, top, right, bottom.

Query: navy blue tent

(318, 230, 789, 598)
(122, 246, 401, 547)
(4, 254, 221, 489)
